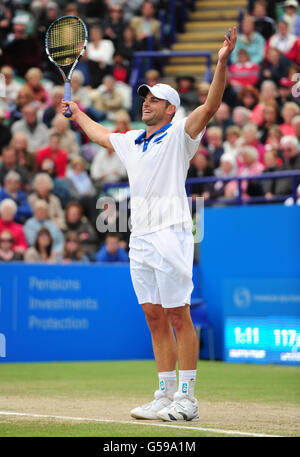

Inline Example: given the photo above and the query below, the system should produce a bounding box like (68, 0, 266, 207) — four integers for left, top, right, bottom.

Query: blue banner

(0, 264, 153, 363)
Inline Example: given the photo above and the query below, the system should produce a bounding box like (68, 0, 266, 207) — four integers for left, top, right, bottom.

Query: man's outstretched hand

(218, 27, 237, 63)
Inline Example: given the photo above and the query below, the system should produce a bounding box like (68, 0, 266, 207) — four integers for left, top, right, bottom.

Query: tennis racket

(45, 15, 88, 118)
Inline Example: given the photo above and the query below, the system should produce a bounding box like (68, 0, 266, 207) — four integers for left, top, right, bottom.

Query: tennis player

(62, 28, 237, 422)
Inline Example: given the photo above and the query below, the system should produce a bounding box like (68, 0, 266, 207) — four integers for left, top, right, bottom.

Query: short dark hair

(105, 232, 120, 241)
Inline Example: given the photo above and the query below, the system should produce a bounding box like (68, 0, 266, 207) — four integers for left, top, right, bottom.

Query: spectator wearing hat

(0, 171, 32, 224)
(280, 101, 300, 135)
(0, 199, 27, 254)
(231, 15, 265, 64)
(176, 75, 198, 114)
(252, 0, 277, 40)
(228, 49, 260, 91)
(281, 0, 300, 36)
(24, 199, 64, 256)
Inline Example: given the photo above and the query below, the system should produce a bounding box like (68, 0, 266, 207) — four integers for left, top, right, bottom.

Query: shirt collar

(135, 123, 172, 146)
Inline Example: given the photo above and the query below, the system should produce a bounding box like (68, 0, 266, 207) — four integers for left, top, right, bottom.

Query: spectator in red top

(111, 52, 129, 83)
(36, 133, 68, 178)
(250, 80, 278, 126)
(111, 109, 132, 134)
(0, 198, 27, 254)
(228, 49, 260, 91)
(280, 102, 300, 135)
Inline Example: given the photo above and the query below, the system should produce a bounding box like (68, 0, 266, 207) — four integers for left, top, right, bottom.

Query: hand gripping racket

(45, 15, 88, 117)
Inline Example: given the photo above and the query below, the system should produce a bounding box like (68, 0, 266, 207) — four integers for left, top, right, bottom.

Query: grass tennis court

(0, 360, 299, 437)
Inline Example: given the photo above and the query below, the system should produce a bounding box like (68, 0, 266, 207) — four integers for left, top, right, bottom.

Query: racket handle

(64, 81, 72, 118)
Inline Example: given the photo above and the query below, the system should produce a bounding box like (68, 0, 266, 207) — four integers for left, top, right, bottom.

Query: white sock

(158, 370, 177, 397)
(178, 369, 197, 398)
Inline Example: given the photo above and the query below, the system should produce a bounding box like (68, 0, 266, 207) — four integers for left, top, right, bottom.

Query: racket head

(45, 15, 88, 78)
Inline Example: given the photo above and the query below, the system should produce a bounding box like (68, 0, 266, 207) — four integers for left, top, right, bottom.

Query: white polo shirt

(109, 117, 205, 237)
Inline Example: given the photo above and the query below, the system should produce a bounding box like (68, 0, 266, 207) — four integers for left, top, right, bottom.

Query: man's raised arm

(185, 27, 237, 139)
(61, 100, 113, 150)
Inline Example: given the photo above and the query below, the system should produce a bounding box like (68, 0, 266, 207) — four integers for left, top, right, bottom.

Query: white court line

(0, 411, 283, 437)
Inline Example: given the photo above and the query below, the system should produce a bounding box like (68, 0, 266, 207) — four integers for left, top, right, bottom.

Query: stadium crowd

(0, 0, 300, 263)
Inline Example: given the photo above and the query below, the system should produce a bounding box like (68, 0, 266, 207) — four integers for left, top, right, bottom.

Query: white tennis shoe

(130, 390, 172, 420)
(157, 392, 199, 422)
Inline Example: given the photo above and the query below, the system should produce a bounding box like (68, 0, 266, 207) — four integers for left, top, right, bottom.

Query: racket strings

(47, 17, 85, 66)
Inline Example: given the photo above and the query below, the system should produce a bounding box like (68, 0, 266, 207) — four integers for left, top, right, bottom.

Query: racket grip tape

(64, 81, 72, 118)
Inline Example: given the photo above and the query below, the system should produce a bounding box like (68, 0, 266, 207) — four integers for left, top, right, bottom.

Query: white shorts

(129, 226, 194, 309)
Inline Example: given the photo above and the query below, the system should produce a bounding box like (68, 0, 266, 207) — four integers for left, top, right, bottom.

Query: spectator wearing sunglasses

(0, 230, 23, 261)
